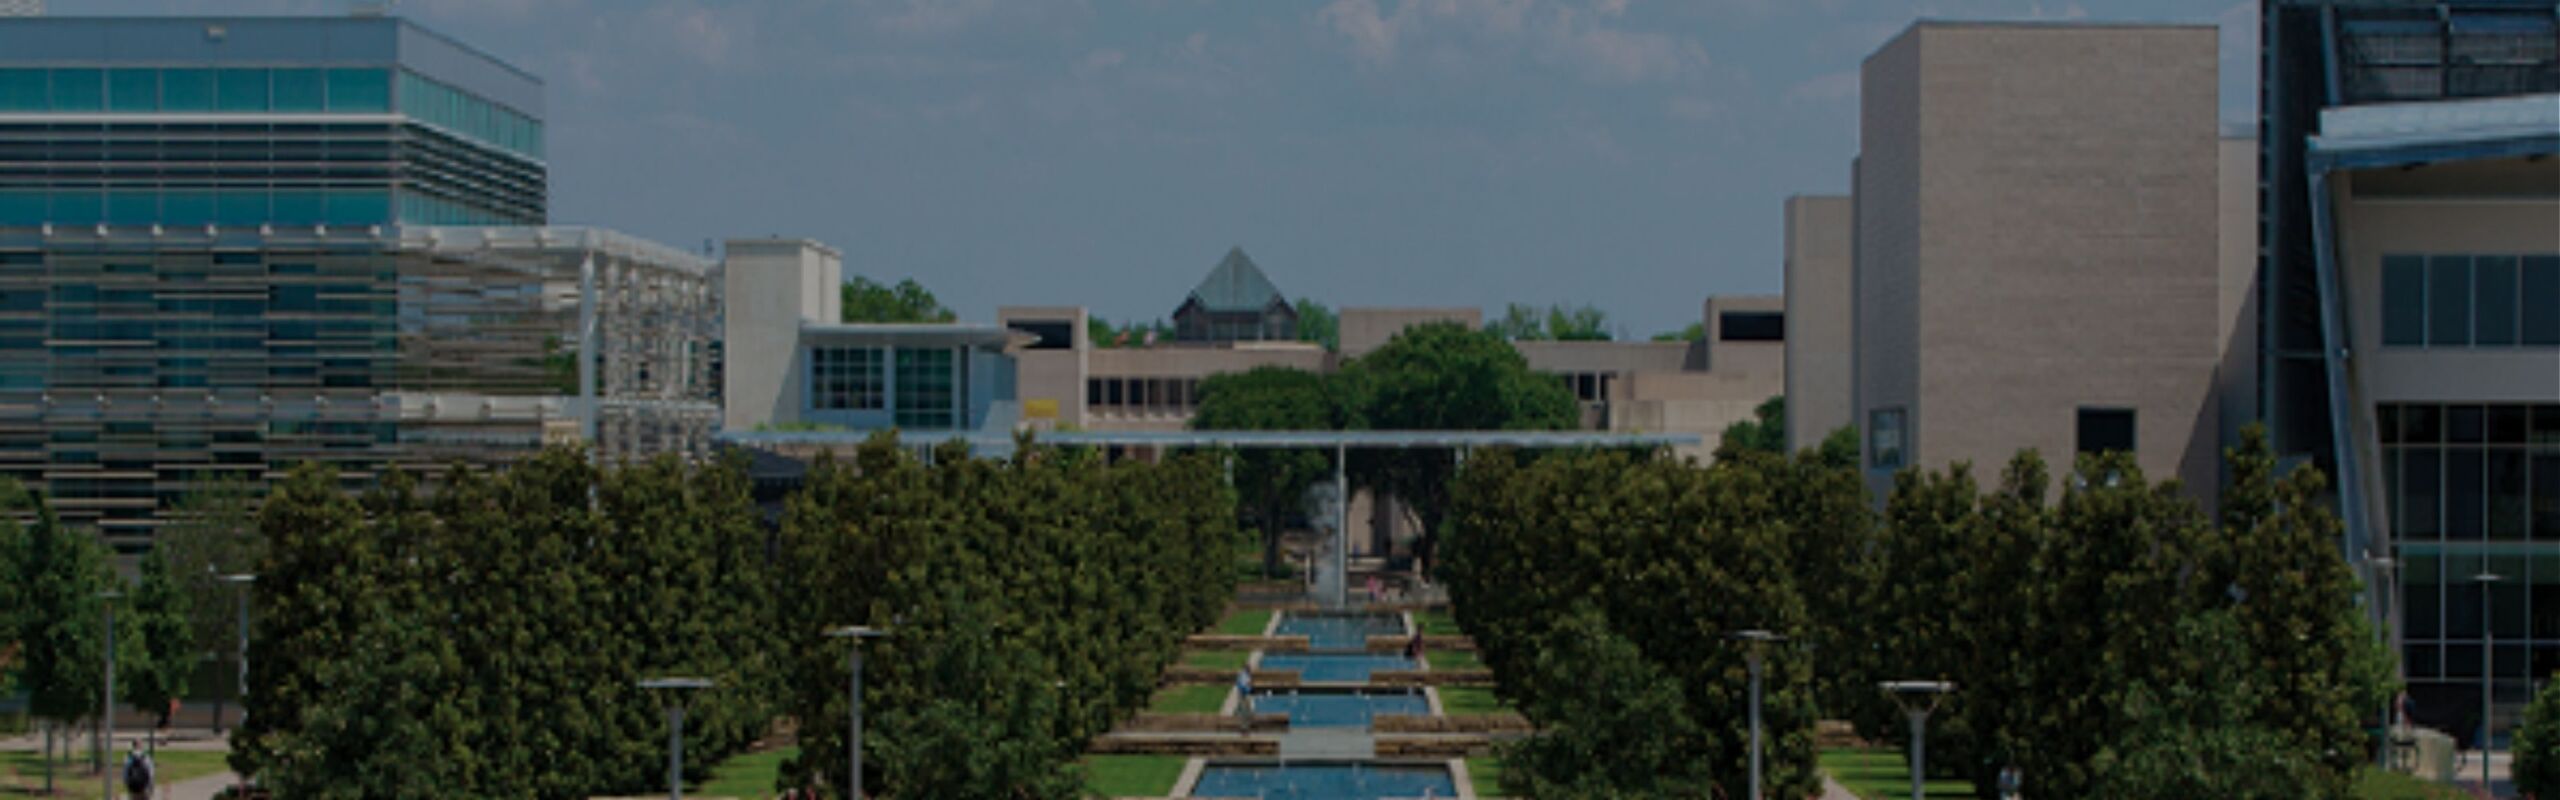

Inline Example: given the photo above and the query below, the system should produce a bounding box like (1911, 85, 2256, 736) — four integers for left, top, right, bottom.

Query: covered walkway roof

(718, 429, 1704, 450)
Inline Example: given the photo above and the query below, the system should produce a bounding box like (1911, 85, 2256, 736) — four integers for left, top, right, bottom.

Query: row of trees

(1440, 426, 2391, 798)
(774, 435, 1236, 797)
(1191, 321, 1579, 576)
(0, 480, 200, 793)
(233, 450, 782, 798)
(222, 437, 1235, 799)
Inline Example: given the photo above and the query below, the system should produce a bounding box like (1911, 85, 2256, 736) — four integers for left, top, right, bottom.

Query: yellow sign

(1025, 398, 1059, 419)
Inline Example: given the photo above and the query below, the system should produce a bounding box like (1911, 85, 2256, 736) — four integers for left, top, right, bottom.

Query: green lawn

(1438, 686, 1512, 716)
(1426, 650, 1483, 671)
(1214, 608, 1274, 636)
(1415, 610, 1464, 636)
(1818, 749, 1975, 799)
(2350, 768, 2469, 799)
(1181, 650, 1249, 671)
(1466, 756, 1504, 797)
(698, 746, 794, 799)
(1082, 754, 1186, 797)
(1149, 683, 1231, 714)
(2, 749, 230, 797)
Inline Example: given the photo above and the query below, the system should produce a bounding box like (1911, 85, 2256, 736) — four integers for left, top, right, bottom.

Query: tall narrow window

(2524, 256, 2560, 346)
(2429, 256, 2472, 346)
(894, 347, 956, 429)
(2383, 255, 2427, 346)
(1868, 408, 1906, 469)
(2475, 256, 2518, 346)
(2077, 408, 2137, 456)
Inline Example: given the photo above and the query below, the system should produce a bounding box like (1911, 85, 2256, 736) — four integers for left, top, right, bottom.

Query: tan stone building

(1784, 195, 1854, 452)
(1849, 22, 2226, 501)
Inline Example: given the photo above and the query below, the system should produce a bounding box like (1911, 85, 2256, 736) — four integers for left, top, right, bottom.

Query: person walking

(122, 740, 155, 800)
(1404, 628, 1426, 666)
(1234, 668, 1255, 736)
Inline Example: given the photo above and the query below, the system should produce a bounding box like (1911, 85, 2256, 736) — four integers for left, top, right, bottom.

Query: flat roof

(720, 429, 1705, 450)
(798, 323, 1027, 349)
(0, 16, 544, 116)
(2313, 92, 2560, 159)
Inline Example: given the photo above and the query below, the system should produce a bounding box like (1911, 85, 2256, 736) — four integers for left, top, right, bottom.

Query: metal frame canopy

(721, 428, 1703, 610)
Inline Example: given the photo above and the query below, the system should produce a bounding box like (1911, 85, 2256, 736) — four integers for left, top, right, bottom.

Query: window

(1868, 408, 1906, 469)
(216, 69, 269, 112)
(272, 69, 324, 112)
(0, 69, 45, 111)
(2429, 256, 2472, 346)
(326, 69, 391, 112)
(2077, 408, 2137, 456)
(161, 69, 216, 112)
(809, 347, 884, 410)
(894, 348, 956, 429)
(50, 69, 103, 112)
(2476, 256, 2519, 346)
(1010, 320, 1073, 350)
(106, 68, 156, 112)
(1086, 378, 1103, 407)
(1719, 311, 1785, 342)
(2527, 256, 2560, 346)
(2383, 255, 2427, 346)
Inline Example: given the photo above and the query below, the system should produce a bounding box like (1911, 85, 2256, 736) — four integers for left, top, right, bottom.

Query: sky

(77, 0, 2259, 337)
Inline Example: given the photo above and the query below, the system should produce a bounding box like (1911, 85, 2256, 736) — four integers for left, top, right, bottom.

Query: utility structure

(1730, 629, 1786, 800)
(1880, 681, 1955, 800)
(825, 626, 891, 799)
(638, 678, 714, 800)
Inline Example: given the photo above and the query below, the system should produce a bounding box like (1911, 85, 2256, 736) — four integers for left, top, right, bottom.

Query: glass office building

(0, 16, 545, 228)
(0, 17, 715, 551)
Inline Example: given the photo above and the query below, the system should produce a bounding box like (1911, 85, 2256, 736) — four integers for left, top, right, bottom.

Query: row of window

(0, 188, 524, 227)
(2381, 254, 2560, 348)
(1865, 406, 2137, 470)
(395, 71, 543, 160)
(1087, 376, 1202, 414)
(1554, 372, 1611, 404)
(806, 346, 964, 429)
(2383, 405, 2560, 544)
(0, 67, 391, 114)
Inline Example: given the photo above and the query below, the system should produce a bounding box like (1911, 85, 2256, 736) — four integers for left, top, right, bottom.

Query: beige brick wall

(1786, 195, 1855, 452)
(1859, 23, 2224, 500)
(2337, 166, 2560, 405)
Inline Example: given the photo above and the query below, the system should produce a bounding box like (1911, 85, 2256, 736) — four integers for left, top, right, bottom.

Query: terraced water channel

(1178, 610, 1466, 798)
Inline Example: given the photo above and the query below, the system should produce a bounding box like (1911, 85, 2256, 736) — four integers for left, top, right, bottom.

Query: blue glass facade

(0, 17, 547, 228)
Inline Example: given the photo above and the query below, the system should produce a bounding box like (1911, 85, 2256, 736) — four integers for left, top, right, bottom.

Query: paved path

(1819, 774, 1862, 800)
(164, 770, 241, 800)
(1275, 728, 1373, 760)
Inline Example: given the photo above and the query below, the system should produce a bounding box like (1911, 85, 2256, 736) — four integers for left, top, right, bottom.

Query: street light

(219, 574, 255, 733)
(100, 588, 122, 800)
(1730, 630, 1786, 800)
(2476, 571, 2504, 792)
(638, 677, 714, 800)
(1881, 681, 1955, 800)
(826, 626, 891, 799)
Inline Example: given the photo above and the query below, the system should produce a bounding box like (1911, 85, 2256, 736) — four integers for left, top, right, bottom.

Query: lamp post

(2364, 554, 2395, 770)
(826, 626, 891, 799)
(638, 678, 714, 800)
(1730, 630, 1786, 800)
(219, 574, 255, 731)
(2476, 571, 2504, 792)
(1881, 681, 1955, 800)
(100, 589, 122, 800)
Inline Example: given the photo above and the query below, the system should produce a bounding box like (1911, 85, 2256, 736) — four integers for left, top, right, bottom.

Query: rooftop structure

(1172, 247, 1297, 343)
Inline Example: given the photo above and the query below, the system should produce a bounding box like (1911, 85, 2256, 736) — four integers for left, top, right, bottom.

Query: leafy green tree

(125, 541, 196, 740)
(1652, 321, 1707, 342)
(0, 479, 26, 698)
(1489, 302, 1612, 341)
(16, 492, 112, 793)
(1859, 462, 1992, 776)
(1191, 366, 1340, 576)
(1294, 298, 1340, 351)
(1815, 426, 1860, 470)
(1500, 604, 1717, 798)
(2086, 612, 2323, 798)
(2517, 673, 2560, 798)
(841, 276, 956, 323)
(1339, 321, 1577, 570)
(1716, 395, 1788, 459)
(152, 475, 262, 729)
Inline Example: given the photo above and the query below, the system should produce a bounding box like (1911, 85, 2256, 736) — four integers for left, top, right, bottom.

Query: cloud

(877, 0, 1001, 37)
(1319, 0, 1400, 65)
(1075, 48, 1128, 77)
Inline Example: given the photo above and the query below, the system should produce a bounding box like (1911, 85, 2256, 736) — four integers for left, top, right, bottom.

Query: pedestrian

(122, 739, 155, 800)
(1234, 668, 1255, 736)
(1404, 628, 1425, 665)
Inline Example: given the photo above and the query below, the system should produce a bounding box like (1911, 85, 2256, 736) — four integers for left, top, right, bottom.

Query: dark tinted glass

(2077, 408, 2136, 455)
(2476, 256, 2518, 346)
(2450, 405, 2485, 443)
(1719, 311, 1784, 342)
(2448, 449, 2484, 538)
(2383, 255, 2427, 346)
(2525, 256, 2559, 346)
(2406, 449, 2442, 538)
(2429, 256, 2471, 346)
(1010, 321, 1074, 350)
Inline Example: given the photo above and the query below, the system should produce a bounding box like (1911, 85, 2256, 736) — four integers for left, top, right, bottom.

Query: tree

(1716, 395, 1788, 459)
(153, 475, 262, 730)
(126, 542, 196, 743)
(1338, 321, 1577, 570)
(841, 276, 955, 323)
(1084, 315, 1172, 348)
(1815, 426, 1860, 470)
(0, 479, 26, 699)
(1294, 298, 1340, 351)
(1191, 366, 1340, 576)
(1499, 604, 1716, 798)
(2086, 612, 2323, 798)
(1651, 321, 1706, 342)
(2517, 674, 2560, 798)
(16, 492, 112, 794)
(1489, 302, 1613, 341)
